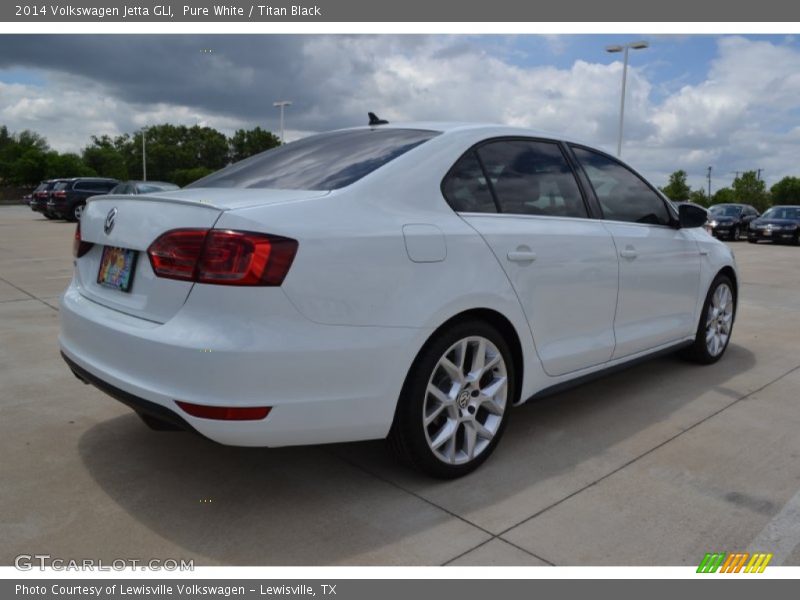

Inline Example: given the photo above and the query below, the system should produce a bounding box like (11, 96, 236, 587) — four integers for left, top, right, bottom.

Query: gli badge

(104, 208, 117, 235)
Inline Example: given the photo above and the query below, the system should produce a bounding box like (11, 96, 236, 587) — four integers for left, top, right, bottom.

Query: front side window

(572, 146, 671, 226)
(441, 151, 497, 213)
(476, 140, 587, 218)
(189, 129, 440, 191)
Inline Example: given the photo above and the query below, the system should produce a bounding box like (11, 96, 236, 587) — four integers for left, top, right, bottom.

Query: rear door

(570, 145, 701, 358)
(453, 139, 619, 377)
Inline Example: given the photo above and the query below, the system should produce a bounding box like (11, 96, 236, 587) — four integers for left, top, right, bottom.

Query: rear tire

(388, 320, 515, 478)
(69, 203, 85, 222)
(681, 274, 736, 364)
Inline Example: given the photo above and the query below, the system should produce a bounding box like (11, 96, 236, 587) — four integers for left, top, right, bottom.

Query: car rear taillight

(73, 222, 93, 258)
(175, 401, 271, 420)
(147, 229, 298, 286)
(54, 191, 66, 198)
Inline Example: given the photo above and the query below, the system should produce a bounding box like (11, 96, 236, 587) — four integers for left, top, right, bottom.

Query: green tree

(661, 170, 692, 201)
(126, 124, 228, 182)
(170, 166, 214, 187)
(229, 127, 280, 162)
(688, 188, 710, 207)
(732, 171, 770, 212)
(45, 152, 96, 179)
(83, 136, 129, 180)
(711, 187, 736, 205)
(770, 176, 800, 205)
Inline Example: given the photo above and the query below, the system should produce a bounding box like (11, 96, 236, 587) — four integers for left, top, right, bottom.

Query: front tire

(681, 274, 736, 364)
(388, 320, 515, 478)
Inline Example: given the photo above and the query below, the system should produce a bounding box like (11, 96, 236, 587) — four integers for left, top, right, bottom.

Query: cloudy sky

(1, 34, 799, 192)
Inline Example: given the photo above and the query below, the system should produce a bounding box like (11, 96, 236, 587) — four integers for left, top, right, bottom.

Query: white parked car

(60, 122, 737, 477)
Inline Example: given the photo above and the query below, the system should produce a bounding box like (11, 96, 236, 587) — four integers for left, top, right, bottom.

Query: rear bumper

(62, 352, 197, 433)
(59, 281, 429, 447)
(47, 198, 68, 217)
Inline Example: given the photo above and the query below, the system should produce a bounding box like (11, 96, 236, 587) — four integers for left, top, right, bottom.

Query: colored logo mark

(697, 552, 773, 573)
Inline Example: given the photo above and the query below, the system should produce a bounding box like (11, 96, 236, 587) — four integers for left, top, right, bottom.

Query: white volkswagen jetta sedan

(60, 122, 737, 478)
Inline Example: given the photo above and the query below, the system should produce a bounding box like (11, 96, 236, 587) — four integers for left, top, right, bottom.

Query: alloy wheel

(73, 204, 84, 221)
(705, 283, 734, 357)
(423, 336, 507, 465)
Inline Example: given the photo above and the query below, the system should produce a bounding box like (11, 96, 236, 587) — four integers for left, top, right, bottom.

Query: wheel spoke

(430, 420, 457, 450)
(463, 423, 477, 459)
(438, 358, 462, 383)
(424, 402, 446, 426)
(427, 383, 451, 404)
(481, 376, 507, 399)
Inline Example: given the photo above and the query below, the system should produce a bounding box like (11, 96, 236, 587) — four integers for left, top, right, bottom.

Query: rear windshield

(54, 181, 69, 191)
(188, 128, 440, 191)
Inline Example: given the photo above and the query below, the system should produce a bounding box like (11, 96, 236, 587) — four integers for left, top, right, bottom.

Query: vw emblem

(457, 390, 470, 409)
(104, 208, 117, 235)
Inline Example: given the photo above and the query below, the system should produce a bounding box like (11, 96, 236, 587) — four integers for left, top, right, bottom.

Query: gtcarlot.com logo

(14, 554, 194, 571)
(697, 552, 773, 573)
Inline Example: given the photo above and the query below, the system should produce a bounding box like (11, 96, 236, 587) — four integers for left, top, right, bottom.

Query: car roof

(336, 121, 590, 146)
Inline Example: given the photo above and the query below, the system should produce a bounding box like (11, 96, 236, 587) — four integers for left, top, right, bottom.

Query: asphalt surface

(2, 204, 800, 566)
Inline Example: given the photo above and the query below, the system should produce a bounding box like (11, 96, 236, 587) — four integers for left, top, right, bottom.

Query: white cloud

(1, 35, 799, 192)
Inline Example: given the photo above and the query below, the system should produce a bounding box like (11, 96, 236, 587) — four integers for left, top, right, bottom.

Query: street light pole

(605, 41, 649, 157)
(272, 100, 292, 144)
(141, 127, 147, 181)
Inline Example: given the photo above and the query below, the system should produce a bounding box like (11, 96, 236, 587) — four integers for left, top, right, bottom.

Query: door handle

(619, 248, 638, 259)
(507, 250, 537, 263)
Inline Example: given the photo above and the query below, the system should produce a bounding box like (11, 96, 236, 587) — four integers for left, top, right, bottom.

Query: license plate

(763, 230, 772, 236)
(97, 246, 138, 292)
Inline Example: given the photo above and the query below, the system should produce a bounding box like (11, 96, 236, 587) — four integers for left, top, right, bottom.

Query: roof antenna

(368, 112, 389, 126)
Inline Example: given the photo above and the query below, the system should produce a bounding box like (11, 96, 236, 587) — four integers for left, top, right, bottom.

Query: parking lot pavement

(1, 204, 799, 566)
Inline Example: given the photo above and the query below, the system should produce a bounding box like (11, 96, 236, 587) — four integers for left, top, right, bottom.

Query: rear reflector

(147, 228, 298, 286)
(175, 401, 271, 421)
(73, 222, 93, 258)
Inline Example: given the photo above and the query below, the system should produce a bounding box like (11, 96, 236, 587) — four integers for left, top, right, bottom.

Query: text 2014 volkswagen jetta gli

(60, 122, 737, 478)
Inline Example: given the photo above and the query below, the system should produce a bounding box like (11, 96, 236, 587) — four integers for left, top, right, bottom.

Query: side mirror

(678, 203, 708, 229)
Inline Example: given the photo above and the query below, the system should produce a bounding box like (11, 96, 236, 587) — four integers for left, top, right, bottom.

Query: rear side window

(189, 129, 440, 191)
(572, 146, 671, 226)
(477, 140, 587, 218)
(441, 151, 497, 213)
(77, 181, 115, 192)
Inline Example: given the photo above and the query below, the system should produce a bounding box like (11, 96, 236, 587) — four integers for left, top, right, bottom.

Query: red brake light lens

(73, 222, 93, 258)
(175, 401, 271, 421)
(147, 229, 298, 286)
(147, 229, 208, 282)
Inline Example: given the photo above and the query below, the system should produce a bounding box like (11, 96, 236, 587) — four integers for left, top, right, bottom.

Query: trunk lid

(75, 189, 328, 322)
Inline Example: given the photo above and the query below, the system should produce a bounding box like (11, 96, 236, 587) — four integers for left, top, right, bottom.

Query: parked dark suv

(47, 178, 118, 221)
(29, 179, 62, 218)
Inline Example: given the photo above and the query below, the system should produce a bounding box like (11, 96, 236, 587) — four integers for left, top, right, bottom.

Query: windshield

(188, 128, 440, 191)
(762, 206, 800, 220)
(709, 205, 742, 217)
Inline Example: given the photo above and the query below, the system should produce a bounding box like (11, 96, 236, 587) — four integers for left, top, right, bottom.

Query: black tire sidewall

(392, 320, 516, 478)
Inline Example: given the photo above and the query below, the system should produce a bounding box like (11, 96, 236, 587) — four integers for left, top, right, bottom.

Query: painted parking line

(747, 485, 800, 565)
